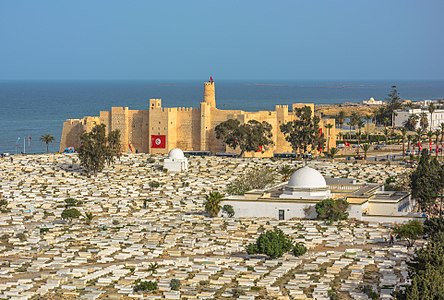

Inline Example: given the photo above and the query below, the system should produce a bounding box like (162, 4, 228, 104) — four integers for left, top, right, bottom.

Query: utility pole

(23, 137, 26, 154)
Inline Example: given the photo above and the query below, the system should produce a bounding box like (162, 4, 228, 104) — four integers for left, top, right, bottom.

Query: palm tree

(357, 119, 365, 144)
(204, 191, 223, 217)
(40, 134, 55, 153)
(360, 144, 371, 160)
(325, 123, 334, 152)
(279, 165, 295, 181)
(434, 129, 441, 156)
(403, 114, 420, 131)
(84, 212, 95, 225)
(440, 123, 444, 143)
(400, 128, 407, 157)
(383, 128, 390, 145)
(329, 147, 340, 160)
(419, 112, 429, 131)
(148, 262, 159, 275)
(407, 134, 412, 152)
(426, 131, 434, 154)
(336, 111, 345, 129)
(415, 128, 424, 156)
(428, 103, 436, 131)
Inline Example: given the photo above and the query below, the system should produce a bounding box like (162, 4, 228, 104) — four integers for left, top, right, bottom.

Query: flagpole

(23, 137, 26, 154)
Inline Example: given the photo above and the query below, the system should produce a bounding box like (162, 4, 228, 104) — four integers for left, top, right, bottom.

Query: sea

(1, 80, 444, 154)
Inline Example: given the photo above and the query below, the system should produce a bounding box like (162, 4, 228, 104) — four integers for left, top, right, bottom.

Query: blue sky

(0, 1, 443, 80)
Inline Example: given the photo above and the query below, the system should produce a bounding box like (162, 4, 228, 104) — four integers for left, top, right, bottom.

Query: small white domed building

(163, 148, 188, 172)
(222, 165, 417, 223)
(280, 166, 331, 200)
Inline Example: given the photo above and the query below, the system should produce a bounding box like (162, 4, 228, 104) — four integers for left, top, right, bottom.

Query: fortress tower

(203, 77, 216, 107)
(59, 77, 336, 156)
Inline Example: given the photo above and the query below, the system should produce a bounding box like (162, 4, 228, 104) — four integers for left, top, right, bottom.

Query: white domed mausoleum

(280, 166, 331, 200)
(163, 148, 188, 172)
(222, 164, 417, 223)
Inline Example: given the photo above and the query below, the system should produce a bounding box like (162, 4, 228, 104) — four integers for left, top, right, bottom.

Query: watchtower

(203, 77, 216, 107)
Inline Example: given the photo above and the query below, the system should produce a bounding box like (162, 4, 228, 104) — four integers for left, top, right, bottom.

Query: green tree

(64, 197, 81, 208)
(78, 124, 121, 175)
(204, 191, 223, 217)
(424, 218, 444, 239)
(410, 150, 443, 212)
(315, 199, 349, 223)
(393, 220, 424, 248)
(280, 106, 323, 156)
(40, 134, 55, 153)
(375, 85, 403, 126)
(106, 129, 122, 165)
(395, 233, 444, 299)
(215, 119, 274, 157)
(246, 229, 295, 259)
(61, 208, 81, 222)
(222, 204, 235, 217)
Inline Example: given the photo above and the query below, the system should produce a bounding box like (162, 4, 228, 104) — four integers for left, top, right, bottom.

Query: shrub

(149, 181, 160, 188)
(292, 242, 307, 257)
(315, 198, 349, 223)
(64, 197, 81, 207)
(170, 278, 180, 291)
(133, 280, 157, 292)
(39, 228, 50, 234)
(246, 229, 294, 259)
(360, 285, 379, 300)
(16, 233, 26, 241)
(0, 198, 9, 213)
(222, 204, 235, 217)
(226, 168, 276, 195)
(61, 208, 81, 222)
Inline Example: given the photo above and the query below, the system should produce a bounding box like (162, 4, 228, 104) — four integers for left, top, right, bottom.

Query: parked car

(1, 153, 11, 157)
(374, 145, 384, 150)
(337, 143, 345, 149)
(405, 149, 412, 156)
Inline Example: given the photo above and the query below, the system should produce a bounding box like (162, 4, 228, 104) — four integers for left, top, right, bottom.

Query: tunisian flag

(151, 135, 166, 148)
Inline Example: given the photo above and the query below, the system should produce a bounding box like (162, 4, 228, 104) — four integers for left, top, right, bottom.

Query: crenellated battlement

(59, 78, 335, 155)
(161, 107, 194, 112)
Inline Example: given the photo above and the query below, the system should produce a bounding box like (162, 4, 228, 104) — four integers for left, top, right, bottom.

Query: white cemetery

(0, 153, 426, 299)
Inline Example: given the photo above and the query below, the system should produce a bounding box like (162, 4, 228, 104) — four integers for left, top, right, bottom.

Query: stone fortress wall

(59, 79, 336, 157)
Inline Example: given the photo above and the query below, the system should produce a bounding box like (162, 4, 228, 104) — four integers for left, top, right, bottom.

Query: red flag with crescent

(151, 135, 166, 148)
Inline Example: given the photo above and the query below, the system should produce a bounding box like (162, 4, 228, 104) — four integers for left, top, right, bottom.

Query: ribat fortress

(60, 78, 336, 157)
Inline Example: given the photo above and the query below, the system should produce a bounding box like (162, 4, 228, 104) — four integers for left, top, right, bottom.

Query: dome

(287, 166, 327, 188)
(168, 148, 185, 160)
